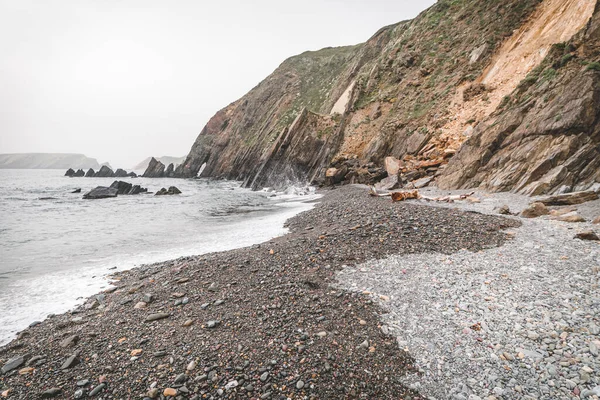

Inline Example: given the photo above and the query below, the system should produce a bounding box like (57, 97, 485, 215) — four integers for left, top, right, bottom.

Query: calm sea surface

(0, 169, 318, 344)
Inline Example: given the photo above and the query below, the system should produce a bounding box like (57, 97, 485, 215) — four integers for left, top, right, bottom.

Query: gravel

(0, 185, 515, 399)
(337, 186, 600, 400)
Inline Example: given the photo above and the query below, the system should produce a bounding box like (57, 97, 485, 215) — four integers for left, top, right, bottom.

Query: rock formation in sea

(82, 181, 148, 199)
(174, 0, 600, 195)
(142, 157, 166, 178)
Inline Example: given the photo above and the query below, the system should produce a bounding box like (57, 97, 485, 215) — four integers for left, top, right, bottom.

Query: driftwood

(369, 186, 475, 203)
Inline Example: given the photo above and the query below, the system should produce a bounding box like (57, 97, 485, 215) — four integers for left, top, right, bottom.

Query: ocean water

(0, 169, 318, 345)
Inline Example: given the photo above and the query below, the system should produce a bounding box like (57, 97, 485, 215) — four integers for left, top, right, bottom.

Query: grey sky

(0, 0, 435, 168)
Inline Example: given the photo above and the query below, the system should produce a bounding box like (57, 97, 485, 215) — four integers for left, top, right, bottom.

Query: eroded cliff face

(438, 0, 600, 194)
(178, 0, 600, 195)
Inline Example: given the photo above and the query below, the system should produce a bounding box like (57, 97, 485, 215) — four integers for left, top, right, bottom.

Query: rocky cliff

(178, 0, 600, 195)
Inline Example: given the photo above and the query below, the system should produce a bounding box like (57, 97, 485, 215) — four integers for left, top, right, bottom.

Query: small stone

(316, 331, 327, 337)
(206, 320, 219, 329)
(1, 355, 26, 373)
(147, 388, 159, 398)
(183, 319, 194, 327)
(163, 388, 177, 397)
(186, 360, 197, 371)
(260, 372, 269, 382)
(145, 313, 170, 322)
(60, 335, 79, 348)
(359, 320, 367, 325)
(74, 389, 85, 399)
(296, 380, 305, 390)
(18, 367, 34, 375)
(131, 349, 142, 356)
(76, 379, 89, 387)
(174, 373, 186, 383)
(497, 205, 511, 215)
(134, 301, 147, 309)
(225, 380, 238, 390)
(89, 383, 106, 396)
(60, 354, 79, 370)
(357, 340, 369, 349)
(142, 293, 154, 303)
(41, 388, 61, 398)
(261, 392, 272, 399)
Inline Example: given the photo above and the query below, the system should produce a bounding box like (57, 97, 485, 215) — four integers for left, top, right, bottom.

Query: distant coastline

(0, 153, 102, 170)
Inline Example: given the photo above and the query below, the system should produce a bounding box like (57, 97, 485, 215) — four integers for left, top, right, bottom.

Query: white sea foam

(0, 170, 319, 345)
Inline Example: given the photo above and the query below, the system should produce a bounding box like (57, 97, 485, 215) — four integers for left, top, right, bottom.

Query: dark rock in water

(41, 388, 62, 398)
(110, 180, 133, 195)
(95, 165, 115, 178)
(143, 157, 166, 178)
(129, 185, 142, 195)
(39, 197, 58, 200)
(128, 171, 138, 178)
(1, 355, 26, 374)
(165, 163, 175, 177)
(114, 168, 129, 177)
(71, 188, 81, 193)
(65, 168, 75, 177)
(155, 186, 182, 195)
(60, 354, 80, 369)
(83, 186, 118, 199)
(73, 169, 85, 177)
(85, 168, 95, 177)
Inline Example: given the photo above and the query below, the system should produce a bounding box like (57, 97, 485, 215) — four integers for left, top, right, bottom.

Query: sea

(0, 169, 319, 345)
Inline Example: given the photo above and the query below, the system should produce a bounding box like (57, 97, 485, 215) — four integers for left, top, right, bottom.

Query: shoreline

(0, 185, 516, 399)
(0, 174, 319, 347)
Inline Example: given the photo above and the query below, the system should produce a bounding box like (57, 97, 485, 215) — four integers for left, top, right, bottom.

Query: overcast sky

(0, 0, 435, 168)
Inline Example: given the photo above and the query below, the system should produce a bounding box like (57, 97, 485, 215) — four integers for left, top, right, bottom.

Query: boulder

(537, 191, 599, 206)
(114, 168, 129, 178)
(384, 156, 402, 176)
(575, 230, 600, 241)
(325, 166, 348, 185)
(71, 188, 81, 194)
(127, 171, 138, 178)
(95, 165, 115, 178)
(142, 157, 166, 178)
(83, 186, 118, 199)
(520, 202, 549, 218)
(65, 168, 75, 177)
(555, 212, 586, 223)
(375, 175, 400, 191)
(413, 176, 433, 189)
(109, 181, 133, 195)
(85, 168, 95, 177)
(73, 169, 85, 177)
